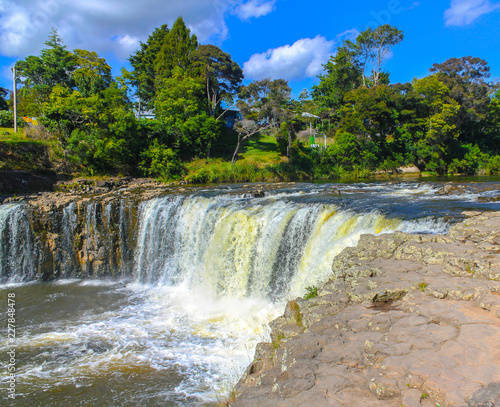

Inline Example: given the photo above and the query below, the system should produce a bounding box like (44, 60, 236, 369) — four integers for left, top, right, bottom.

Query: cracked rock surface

(231, 212, 500, 407)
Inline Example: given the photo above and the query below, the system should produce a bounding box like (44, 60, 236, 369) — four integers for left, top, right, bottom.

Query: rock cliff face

(0, 179, 180, 281)
(232, 212, 500, 407)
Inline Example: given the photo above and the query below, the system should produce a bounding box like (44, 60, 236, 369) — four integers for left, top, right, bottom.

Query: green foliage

(237, 78, 291, 125)
(418, 282, 428, 292)
(125, 24, 170, 110)
(316, 131, 378, 173)
(155, 67, 223, 157)
(16, 28, 77, 98)
(312, 44, 362, 109)
(0, 111, 25, 128)
(154, 17, 198, 81)
(8, 23, 500, 182)
(430, 56, 496, 148)
(191, 44, 244, 118)
(139, 139, 184, 179)
(185, 160, 273, 184)
(481, 155, 500, 175)
(43, 82, 143, 175)
(486, 89, 500, 154)
(410, 75, 460, 173)
(0, 87, 8, 111)
(341, 24, 403, 88)
(272, 332, 285, 349)
(73, 49, 112, 97)
(304, 286, 319, 300)
(448, 144, 488, 175)
(0, 136, 51, 172)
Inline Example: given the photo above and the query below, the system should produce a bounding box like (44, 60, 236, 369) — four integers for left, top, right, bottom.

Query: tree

(232, 78, 292, 163)
(278, 120, 298, 158)
(349, 25, 403, 87)
(338, 85, 397, 160)
(73, 49, 112, 97)
(410, 75, 460, 173)
(154, 17, 198, 82)
(237, 78, 291, 126)
(155, 67, 221, 157)
(0, 87, 8, 111)
(232, 119, 271, 164)
(312, 44, 362, 110)
(369, 25, 403, 87)
(485, 89, 500, 154)
(191, 44, 243, 118)
(139, 139, 184, 179)
(430, 56, 498, 146)
(125, 24, 170, 110)
(41, 79, 144, 175)
(16, 28, 77, 98)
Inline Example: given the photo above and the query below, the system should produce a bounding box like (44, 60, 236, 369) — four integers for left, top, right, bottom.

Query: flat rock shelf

(231, 211, 500, 407)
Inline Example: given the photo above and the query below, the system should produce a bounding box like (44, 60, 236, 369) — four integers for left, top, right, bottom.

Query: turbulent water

(1, 180, 500, 406)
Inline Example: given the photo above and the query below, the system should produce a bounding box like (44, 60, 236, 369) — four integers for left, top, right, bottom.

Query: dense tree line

(310, 25, 500, 176)
(13, 19, 247, 177)
(9, 21, 500, 180)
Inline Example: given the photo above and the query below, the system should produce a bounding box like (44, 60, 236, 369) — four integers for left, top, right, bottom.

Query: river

(1, 179, 499, 406)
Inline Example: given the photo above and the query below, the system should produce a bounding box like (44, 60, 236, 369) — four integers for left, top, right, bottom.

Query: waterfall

(0, 204, 36, 282)
(0, 184, 493, 407)
(0, 198, 137, 283)
(0, 193, 401, 291)
(134, 195, 401, 299)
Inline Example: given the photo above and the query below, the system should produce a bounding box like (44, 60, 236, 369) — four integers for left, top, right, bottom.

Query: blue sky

(1, 0, 499, 98)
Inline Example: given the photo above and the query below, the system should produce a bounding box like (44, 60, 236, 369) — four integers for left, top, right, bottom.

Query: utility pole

(12, 66, 17, 134)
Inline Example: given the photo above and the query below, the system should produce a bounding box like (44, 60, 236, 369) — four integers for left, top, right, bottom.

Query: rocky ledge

(232, 211, 500, 407)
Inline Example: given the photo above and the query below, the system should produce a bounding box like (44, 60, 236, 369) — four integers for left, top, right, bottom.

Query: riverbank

(230, 211, 500, 407)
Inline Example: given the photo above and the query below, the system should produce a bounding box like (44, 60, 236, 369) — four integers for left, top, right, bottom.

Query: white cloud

(0, 0, 240, 59)
(336, 28, 359, 42)
(114, 35, 141, 60)
(235, 0, 276, 20)
(243, 36, 335, 81)
(444, 0, 500, 26)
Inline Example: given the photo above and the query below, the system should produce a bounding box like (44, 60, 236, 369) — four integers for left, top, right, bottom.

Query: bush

(0, 110, 25, 128)
(139, 139, 185, 180)
(482, 155, 500, 175)
(304, 286, 318, 300)
(448, 144, 488, 175)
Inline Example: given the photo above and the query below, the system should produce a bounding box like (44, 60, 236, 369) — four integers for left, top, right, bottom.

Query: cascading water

(1, 180, 499, 406)
(134, 195, 400, 299)
(0, 198, 136, 283)
(0, 204, 36, 282)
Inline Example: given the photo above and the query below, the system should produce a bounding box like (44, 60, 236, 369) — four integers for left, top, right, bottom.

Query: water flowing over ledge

(0, 180, 499, 406)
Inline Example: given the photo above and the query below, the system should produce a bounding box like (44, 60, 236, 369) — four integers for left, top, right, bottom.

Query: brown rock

(232, 211, 500, 407)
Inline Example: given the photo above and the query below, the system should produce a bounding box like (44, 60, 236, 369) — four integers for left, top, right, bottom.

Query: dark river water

(1, 178, 499, 406)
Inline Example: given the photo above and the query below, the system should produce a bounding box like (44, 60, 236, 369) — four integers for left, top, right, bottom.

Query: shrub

(139, 139, 184, 180)
(304, 286, 318, 300)
(482, 155, 500, 175)
(0, 110, 25, 128)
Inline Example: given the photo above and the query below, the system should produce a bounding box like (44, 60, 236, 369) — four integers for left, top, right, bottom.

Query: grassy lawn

(0, 126, 55, 172)
(240, 133, 282, 165)
(0, 127, 30, 143)
(183, 132, 285, 184)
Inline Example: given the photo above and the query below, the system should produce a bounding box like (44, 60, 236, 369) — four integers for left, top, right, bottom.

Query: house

(225, 108, 242, 128)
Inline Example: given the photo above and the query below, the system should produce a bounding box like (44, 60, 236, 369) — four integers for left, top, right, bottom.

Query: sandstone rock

(436, 183, 468, 195)
(468, 382, 500, 407)
(231, 211, 500, 407)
